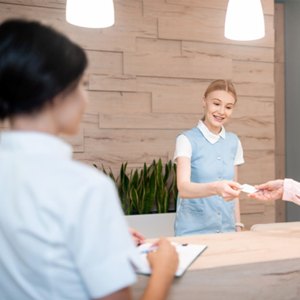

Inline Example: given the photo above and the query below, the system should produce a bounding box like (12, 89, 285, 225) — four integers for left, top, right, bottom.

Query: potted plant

(96, 159, 178, 215)
(95, 159, 178, 237)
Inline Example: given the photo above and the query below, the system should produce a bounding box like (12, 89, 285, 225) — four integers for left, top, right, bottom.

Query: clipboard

(134, 242, 207, 277)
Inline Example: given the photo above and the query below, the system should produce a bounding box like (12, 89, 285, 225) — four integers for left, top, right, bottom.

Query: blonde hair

(204, 79, 237, 103)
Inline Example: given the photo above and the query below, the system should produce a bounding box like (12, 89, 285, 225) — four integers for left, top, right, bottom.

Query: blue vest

(174, 127, 238, 236)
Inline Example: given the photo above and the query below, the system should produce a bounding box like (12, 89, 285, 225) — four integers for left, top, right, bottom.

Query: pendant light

(66, 0, 115, 29)
(224, 0, 265, 41)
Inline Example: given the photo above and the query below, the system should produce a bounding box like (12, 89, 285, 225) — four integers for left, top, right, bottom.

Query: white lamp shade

(224, 0, 265, 41)
(66, 0, 115, 29)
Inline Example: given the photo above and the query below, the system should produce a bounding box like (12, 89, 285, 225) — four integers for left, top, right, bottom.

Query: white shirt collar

(0, 131, 72, 159)
(197, 120, 226, 144)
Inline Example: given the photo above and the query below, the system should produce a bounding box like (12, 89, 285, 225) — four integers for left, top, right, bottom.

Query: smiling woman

(173, 79, 245, 236)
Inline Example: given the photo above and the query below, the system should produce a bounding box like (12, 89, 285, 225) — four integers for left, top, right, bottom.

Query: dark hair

(0, 19, 88, 120)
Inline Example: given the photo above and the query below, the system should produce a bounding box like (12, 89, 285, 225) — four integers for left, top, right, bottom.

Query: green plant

(96, 159, 178, 215)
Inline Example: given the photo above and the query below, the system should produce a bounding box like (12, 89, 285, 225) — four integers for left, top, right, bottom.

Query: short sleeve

(234, 139, 245, 166)
(173, 134, 192, 162)
(64, 176, 137, 299)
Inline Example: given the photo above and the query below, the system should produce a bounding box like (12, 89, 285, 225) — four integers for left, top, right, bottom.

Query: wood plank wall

(274, 3, 285, 222)
(0, 0, 276, 228)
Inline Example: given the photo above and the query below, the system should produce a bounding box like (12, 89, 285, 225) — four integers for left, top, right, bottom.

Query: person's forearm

(178, 181, 218, 199)
(234, 198, 241, 223)
(233, 168, 242, 229)
(234, 198, 244, 231)
(141, 271, 174, 300)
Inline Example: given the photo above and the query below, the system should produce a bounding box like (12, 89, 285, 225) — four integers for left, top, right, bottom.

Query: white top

(174, 120, 244, 165)
(0, 131, 138, 300)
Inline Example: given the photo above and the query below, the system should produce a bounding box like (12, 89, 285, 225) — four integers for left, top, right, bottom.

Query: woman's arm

(176, 157, 240, 201)
(233, 166, 243, 231)
(140, 239, 178, 300)
(249, 179, 300, 206)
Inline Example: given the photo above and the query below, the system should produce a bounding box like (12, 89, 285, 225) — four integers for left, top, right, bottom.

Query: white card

(240, 184, 258, 194)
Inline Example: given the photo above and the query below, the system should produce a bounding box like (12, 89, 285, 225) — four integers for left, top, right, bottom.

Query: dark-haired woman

(0, 19, 177, 300)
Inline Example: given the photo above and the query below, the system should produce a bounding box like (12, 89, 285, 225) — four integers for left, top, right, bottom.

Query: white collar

(197, 120, 226, 144)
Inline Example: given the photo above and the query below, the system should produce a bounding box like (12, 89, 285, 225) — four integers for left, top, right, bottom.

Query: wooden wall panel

(136, 37, 181, 55)
(124, 52, 232, 79)
(0, 0, 65, 9)
(81, 113, 99, 127)
(238, 150, 275, 184)
(89, 74, 137, 92)
(61, 128, 84, 153)
(158, 14, 274, 47)
(182, 41, 274, 63)
(234, 97, 274, 118)
(99, 113, 197, 129)
(0, 3, 140, 52)
(242, 205, 276, 230)
(227, 117, 275, 145)
(166, 0, 274, 15)
(86, 51, 123, 75)
(233, 61, 274, 83)
(274, 3, 286, 222)
(80, 128, 178, 165)
(0, 0, 277, 226)
(86, 91, 152, 114)
(235, 82, 275, 97)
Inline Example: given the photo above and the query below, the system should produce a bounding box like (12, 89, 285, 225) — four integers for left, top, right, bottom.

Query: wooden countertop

(132, 222, 300, 300)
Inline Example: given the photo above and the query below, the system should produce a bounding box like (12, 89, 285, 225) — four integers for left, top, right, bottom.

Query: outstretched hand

(216, 180, 241, 201)
(248, 180, 284, 201)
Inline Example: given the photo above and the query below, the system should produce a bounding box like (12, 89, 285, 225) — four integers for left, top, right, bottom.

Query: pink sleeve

(282, 178, 300, 206)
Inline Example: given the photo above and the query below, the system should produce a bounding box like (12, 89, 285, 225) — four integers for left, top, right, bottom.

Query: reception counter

(132, 222, 300, 300)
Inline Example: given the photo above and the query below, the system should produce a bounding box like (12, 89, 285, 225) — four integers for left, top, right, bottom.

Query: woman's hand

(129, 227, 145, 246)
(141, 239, 178, 300)
(147, 238, 178, 277)
(248, 180, 284, 201)
(215, 180, 241, 201)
